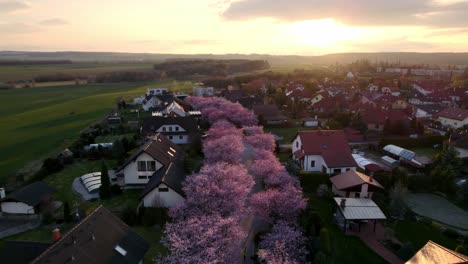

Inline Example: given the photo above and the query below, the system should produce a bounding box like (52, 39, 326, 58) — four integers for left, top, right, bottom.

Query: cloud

(0, 0, 29, 13)
(39, 18, 69, 26)
(222, 0, 468, 27)
(0, 22, 38, 34)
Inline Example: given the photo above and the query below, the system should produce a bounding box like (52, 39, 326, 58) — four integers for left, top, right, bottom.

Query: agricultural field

(0, 63, 154, 82)
(0, 81, 194, 183)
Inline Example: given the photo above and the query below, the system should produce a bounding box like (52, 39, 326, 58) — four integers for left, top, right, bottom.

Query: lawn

(0, 63, 153, 82)
(265, 126, 316, 144)
(411, 147, 440, 158)
(0, 80, 195, 183)
(392, 220, 459, 252)
(134, 226, 168, 263)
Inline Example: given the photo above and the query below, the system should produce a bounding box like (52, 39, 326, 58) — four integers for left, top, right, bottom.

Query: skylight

(115, 245, 127, 256)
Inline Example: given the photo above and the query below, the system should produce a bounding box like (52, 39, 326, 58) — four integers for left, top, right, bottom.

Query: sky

(1, 0, 468, 55)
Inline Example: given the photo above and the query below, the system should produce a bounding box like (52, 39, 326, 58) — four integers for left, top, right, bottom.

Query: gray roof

(334, 198, 386, 220)
(140, 157, 186, 198)
(141, 115, 198, 136)
(383, 144, 416, 160)
(1, 182, 56, 206)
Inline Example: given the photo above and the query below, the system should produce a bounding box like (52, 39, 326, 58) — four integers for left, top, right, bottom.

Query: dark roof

(437, 107, 468, 121)
(295, 130, 357, 168)
(33, 206, 149, 264)
(1, 182, 55, 206)
(0, 241, 51, 264)
(252, 104, 288, 120)
(141, 115, 198, 136)
(414, 104, 445, 115)
(140, 157, 186, 198)
(116, 134, 180, 173)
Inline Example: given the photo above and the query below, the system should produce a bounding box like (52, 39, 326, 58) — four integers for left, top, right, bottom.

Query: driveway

(405, 193, 468, 231)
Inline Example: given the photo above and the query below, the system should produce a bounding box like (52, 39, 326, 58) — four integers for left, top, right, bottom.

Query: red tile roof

(296, 130, 356, 168)
(437, 107, 468, 121)
(330, 170, 384, 190)
(343, 127, 365, 143)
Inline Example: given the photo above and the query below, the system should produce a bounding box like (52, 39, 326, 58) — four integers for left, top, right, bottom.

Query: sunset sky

(1, 0, 468, 55)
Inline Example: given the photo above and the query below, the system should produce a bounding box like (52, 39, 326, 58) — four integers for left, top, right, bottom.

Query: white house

(0, 182, 55, 215)
(412, 105, 444, 119)
(292, 130, 357, 174)
(147, 87, 168, 95)
(192, 86, 214, 97)
(140, 158, 186, 208)
(114, 134, 186, 208)
(141, 115, 199, 145)
(436, 108, 468, 129)
(303, 117, 319, 127)
(330, 170, 384, 198)
(381, 86, 401, 97)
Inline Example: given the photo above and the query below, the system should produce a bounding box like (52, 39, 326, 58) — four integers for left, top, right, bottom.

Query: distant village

(1, 61, 468, 264)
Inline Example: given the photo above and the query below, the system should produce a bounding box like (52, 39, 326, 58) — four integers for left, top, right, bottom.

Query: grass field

(0, 63, 153, 82)
(0, 81, 194, 183)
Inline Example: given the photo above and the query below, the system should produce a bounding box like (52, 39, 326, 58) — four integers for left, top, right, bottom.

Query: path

(405, 193, 468, 233)
(349, 222, 404, 264)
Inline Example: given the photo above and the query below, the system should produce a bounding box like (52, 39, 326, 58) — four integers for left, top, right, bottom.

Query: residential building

(330, 170, 384, 198)
(253, 104, 289, 125)
(192, 86, 214, 97)
(32, 206, 149, 264)
(436, 107, 468, 129)
(292, 130, 357, 174)
(0, 182, 55, 215)
(141, 115, 199, 144)
(406, 240, 468, 264)
(114, 134, 181, 189)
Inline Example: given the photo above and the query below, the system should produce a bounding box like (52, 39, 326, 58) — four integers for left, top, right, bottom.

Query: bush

(299, 172, 329, 193)
(397, 242, 415, 261)
(42, 158, 64, 173)
(121, 206, 138, 226)
(431, 221, 441, 233)
(443, 228, 459, 239)
(455, 245, 465, 254)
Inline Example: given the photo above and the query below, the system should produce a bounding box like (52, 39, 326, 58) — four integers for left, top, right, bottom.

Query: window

(169, 127, 173, 132)
(169, 136, 173, 140)
(137, 161, 147, 171)
(175, 126, 179, 131)
(296, 142, 299, 148)
(162, 127, 166, 132)
(147, 161, 156, 171)
(159, 187, 169, 192)
(179, 136, 183, 140)
(346, 168, 351, 171)
(333, 168, 341, 174)
(310, 160, 315, 167)
(138, 175, 147, 179)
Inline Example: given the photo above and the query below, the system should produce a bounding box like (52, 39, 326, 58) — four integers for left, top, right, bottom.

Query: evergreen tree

(99, 162, 111, 199)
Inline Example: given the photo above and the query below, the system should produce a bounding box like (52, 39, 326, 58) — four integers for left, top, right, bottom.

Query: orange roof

(330, 170, 384, 190)
(406, 240, 468, 264)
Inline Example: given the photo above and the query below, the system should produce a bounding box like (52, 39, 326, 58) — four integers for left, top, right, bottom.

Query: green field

(0, 81, 194, 182)
(0, 63, 153, 82)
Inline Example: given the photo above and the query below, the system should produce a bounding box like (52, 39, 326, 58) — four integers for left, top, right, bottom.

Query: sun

(286, 19, 361, 47)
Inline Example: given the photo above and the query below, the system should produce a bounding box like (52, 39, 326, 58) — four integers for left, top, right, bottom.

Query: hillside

(2, 51, 468, 66)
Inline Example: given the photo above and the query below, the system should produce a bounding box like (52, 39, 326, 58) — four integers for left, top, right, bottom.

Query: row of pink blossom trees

(243, 126, 309, 263)
(163, 97, 256, 263)
(163, 96, 308, 263)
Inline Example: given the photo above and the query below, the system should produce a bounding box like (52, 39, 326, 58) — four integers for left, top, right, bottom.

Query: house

(303, 117, 319, 127)
(334, 198, 386, 234)
(253, 104, 289, 125)
(0, 182, 55, 215)
(287, 87, 314, 103)
(32, 206, 149, 264)
(142, 93, 187, 115)
(436, 107, 468, 129)
(140, 156, 186, 208)
(192, 86, 214, 97)
(147, 87, 168, 95)
(141, 115, 199, 144)
(381, 86, 401, 96)
(412, 104, 444, 119)
(375, 95, 407, 110)
(406, 240, 468, 264)
(292, 130, 357, 174)
(361, 109, 411, 132)
(114, 134, 181, 189)
(412, 80, 448, 96)
(330, 170, 384, 198)
(310, 92, 327, 106)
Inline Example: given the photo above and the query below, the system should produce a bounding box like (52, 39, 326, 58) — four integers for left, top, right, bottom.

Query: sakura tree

(203, 134, 244, 165)
(164, 213, 246, 264)
(257, 221, 308, 264)
(249, 184, 306, 223)
(242, 126, 264, 136)
(206, 120, 242, 141)
(244, 133, 276, 153)
(182, 162, 254, 217)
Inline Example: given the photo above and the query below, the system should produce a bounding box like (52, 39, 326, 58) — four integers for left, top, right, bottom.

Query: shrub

(121, 206, 138, 226)
(443, 228, 459, 239)
(42, 158, 64, 173)
(397, 242, 415, 261)
(455, 245, 465, 254)
(431, 221, 441, 233)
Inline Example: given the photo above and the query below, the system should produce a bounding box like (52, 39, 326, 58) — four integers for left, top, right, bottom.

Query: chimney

(52, 228, 61, 242)
(0, 187, 5, 199)
(340, 198, 346, 209)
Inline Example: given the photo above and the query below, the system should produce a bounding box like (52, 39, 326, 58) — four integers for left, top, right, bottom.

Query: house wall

(123, 152, 163, 186)
(157, 125, 186, 133)
(437, 116, 468, 129)
(310, 94, 324, 105)
(166, 134, 190, 144)
(331, 184, 373, 198)
(1, 202, 35, 214)
(292, 136, 302, 156)
(303, 155, 325, 172)
(142, 183, 185, 208)
(142, 97, 157, 111)
(304, 120, 319, 127)
(454, 147, 468, 158)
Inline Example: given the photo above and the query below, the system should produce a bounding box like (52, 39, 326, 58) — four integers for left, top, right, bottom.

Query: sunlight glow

(286, 19, 361, 47)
